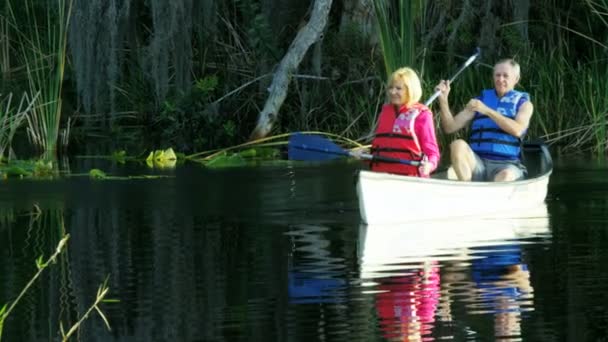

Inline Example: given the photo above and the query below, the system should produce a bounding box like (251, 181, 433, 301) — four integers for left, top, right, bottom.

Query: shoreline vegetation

(0, 0, 607, 170)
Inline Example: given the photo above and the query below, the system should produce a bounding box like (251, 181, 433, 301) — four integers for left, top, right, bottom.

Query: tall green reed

(0, 9, 9, 79)
(0, 92, 38, 160)
(373, 0, 424, 79)
(8, 0, 73, 155)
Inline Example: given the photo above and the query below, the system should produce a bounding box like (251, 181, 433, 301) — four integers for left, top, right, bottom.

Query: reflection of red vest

(375, 264, 440, 341)
(371, 103, 426, 176)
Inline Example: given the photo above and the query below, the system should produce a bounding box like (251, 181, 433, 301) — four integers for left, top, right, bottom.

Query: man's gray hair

(495, 58, 521, 78)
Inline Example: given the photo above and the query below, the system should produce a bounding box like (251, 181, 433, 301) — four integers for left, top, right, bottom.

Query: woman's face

(493, 63, 520, 97)
(388, 80, 407, 106)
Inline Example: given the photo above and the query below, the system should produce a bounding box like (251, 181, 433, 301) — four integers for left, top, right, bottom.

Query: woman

(370, 67, 440, 177)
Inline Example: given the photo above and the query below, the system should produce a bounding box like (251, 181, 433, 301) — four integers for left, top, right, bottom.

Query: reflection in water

(0, 206, 73, 340)
(469, 244, 533, 340)
(285, 224, 346, 304)
(375, 262, 440, 341)
(4, 160, 608, 341)
(359, 204, 551, 341)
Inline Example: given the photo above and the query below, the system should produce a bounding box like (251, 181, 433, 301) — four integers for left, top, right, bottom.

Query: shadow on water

(0, 157, 607, 341)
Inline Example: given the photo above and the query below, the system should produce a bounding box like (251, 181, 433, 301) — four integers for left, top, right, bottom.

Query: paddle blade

(288, 133, 349, 161)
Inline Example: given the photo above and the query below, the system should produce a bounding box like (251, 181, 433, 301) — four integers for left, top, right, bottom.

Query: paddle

(287, 132, 420, 165)
(288, 48, 481, 163)
(424, 47, 481, 106)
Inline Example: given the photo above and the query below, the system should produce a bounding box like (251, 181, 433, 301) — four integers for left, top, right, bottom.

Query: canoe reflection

(359, 204, 551, 341)
(358, 204, 550, 279)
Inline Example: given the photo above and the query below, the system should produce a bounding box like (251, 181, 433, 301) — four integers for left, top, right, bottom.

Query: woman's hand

(418, 156, 433, 176)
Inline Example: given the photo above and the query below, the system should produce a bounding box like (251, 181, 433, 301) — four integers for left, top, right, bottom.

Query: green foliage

(88, 168, 107, 179)
(0, 93, 36, 160)
(233, 0, 279, 60)
(203, 147, 281, 168)
(153, 75, 243, 152)
(3, 165, 32, 178)
(373, 0, 421, 79)
(8, 0, 72, 154)
(111, 150, 127, 164)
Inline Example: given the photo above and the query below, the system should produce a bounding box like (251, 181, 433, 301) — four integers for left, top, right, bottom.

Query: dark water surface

(1, 157, 607, 341)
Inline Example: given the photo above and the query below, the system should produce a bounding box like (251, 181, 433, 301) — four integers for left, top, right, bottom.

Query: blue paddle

(287, 133, 420, 165)
(287, 48, 481, 163)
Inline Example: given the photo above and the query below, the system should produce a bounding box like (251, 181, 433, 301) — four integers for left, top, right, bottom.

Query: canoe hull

(356, 144, 552, 224)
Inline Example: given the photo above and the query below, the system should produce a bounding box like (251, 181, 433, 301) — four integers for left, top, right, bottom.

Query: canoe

(358, 203, 550, 279)
(356, 143, 553, 225)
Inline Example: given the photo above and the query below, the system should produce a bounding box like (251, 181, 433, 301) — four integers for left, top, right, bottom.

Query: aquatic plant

(60, 277, 112, 342)
(373, 0, 423, 79)
(0, 235, 70, 341)
(146, 147, 178, 169)
(8, 0, 73, 154)
(0, 92, 38, 160)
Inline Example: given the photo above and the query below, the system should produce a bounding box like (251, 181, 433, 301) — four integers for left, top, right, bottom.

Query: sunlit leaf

(89, 169, 107, 179)
(35, 255, 45, 269)
(163, 148, 177, 161)
(145, 151, 154, 168)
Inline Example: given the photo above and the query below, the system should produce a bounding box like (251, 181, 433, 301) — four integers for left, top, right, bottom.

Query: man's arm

(437, 98, 476, 134)
(469, 100, 534, 138)
(435, 80, 475, 134)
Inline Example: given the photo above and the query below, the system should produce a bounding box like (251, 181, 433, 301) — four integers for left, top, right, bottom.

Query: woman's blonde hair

(388, 67, 422, 106)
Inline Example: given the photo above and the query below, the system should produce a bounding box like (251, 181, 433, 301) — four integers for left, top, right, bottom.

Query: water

(0, 157, 607, 341)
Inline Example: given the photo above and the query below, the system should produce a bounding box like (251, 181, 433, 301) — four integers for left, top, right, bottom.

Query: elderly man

(435, 59, 533, 182)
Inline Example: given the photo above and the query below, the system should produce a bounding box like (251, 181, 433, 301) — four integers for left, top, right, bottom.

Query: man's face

(493, 63, 520, 97)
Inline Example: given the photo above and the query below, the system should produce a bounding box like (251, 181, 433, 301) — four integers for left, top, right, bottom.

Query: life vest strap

(470, 128, 510, 135)
(469, 138, 521, 147)
(373, 133, 413, 140)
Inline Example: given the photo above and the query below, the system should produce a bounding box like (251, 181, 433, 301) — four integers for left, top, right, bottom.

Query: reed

(0, 92, 37, 160)
(0, 8, 9, 79)
(373, 0, 422, 79)
(60, 277, 112, 342)
(0, 234, 70, 342)
(8, 0, 73, 155)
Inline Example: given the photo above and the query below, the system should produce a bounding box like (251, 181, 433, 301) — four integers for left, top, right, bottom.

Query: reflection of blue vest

(469, 89, 530, 160)
(471, 245, 527, 311)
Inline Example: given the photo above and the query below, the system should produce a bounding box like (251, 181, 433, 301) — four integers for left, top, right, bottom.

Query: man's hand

(435, 80, 451, 102)
(466, 99, 491, 115)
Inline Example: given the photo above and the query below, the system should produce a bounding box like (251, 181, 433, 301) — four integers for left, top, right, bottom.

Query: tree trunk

(249, 0, 333, 140)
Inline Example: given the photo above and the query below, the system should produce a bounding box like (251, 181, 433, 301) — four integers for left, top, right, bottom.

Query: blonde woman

(370, 67, 440, 177)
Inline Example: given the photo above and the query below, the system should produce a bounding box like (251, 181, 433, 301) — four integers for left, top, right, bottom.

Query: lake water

(1, 157, 607, 341)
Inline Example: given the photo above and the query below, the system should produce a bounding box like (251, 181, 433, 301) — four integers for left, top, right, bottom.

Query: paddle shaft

(424, 48, 481, 106)
(291, 143, 420, 166)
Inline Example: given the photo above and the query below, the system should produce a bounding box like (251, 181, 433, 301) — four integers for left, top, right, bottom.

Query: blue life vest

(469, 89, 530, 160)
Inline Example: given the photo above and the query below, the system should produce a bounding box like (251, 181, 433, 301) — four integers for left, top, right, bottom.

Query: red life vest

(370, 103, 427, 176)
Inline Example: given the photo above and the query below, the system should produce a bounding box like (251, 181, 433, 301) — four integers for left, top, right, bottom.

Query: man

(435, 59, 533, 181)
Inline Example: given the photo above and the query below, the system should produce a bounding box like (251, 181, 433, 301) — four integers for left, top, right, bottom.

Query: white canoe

(356, 143, 553, 225)
(358, 203, 551, 279)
